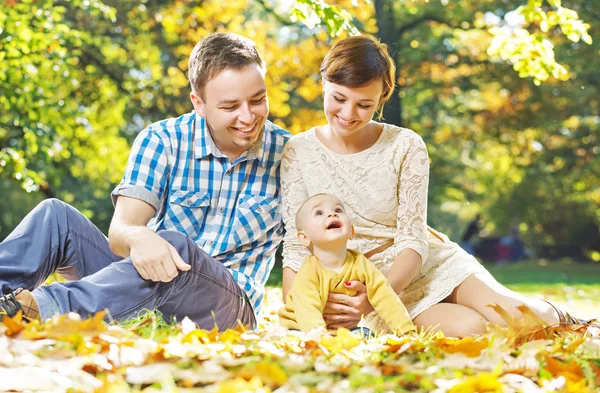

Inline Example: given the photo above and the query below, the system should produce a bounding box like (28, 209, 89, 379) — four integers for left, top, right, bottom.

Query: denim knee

(36, 198, 67, 214)
(156, 230, 193, 248)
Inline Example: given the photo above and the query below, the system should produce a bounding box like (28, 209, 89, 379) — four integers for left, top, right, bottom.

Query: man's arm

(108, 196, 190, 282)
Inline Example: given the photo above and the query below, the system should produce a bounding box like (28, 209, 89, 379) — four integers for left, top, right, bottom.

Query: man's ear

(297, 231, 311, 248)
(190, 90, 206, 117)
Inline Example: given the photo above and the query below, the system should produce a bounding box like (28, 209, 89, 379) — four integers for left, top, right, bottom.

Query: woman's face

(323, 79, 383, 138)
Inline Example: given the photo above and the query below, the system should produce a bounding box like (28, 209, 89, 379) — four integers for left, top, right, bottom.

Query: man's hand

(108, 195, 190, 282)
(128, 229, 191, 282)
(323, 281, 375, 329)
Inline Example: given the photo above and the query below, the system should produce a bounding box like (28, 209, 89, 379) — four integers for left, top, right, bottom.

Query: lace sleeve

(395, 132, 430, 265)
(281, 140, 311, 272)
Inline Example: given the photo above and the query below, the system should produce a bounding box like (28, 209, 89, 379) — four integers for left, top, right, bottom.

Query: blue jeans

(0, 199, 255, 330)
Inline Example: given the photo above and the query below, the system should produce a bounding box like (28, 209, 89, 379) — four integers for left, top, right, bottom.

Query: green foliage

(488, 0, 593, 85)
(0, 0, 597, 259)
(0, 0, 129, 194)
(290, 0, 359, 36)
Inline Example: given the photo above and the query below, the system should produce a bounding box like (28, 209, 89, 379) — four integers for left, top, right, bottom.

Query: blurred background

(1, 0, 598, 270)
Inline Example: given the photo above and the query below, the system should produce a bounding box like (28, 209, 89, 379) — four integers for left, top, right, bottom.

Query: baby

(279, 193, 416, 334)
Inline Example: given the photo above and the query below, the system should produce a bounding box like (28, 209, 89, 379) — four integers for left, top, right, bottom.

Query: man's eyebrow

(332, 91, 375, 103)
(251, 88, 267, 97)
(217, 88, 267, 106)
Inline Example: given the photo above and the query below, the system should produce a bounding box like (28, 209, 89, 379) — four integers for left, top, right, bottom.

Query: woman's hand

(323, 281, 375, 329)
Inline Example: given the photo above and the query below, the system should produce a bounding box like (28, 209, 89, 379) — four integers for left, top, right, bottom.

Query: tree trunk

(374, 0, 403, 127)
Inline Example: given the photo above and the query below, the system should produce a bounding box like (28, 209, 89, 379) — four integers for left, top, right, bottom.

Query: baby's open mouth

(326, 220, 342, 230)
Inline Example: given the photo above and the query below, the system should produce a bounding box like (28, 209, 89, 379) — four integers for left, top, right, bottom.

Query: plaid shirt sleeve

(112, 126, 171, 211)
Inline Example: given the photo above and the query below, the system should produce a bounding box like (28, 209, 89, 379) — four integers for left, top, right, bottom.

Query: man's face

(298, 194, 353, 248)
(191, 64, 269, 161)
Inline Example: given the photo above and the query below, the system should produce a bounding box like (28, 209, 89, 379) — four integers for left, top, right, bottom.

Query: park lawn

(268, 258, 600, 320)
(1, 259, 598, 392)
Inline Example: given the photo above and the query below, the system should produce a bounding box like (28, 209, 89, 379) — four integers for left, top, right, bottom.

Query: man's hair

(320, 35, 396, 116)
(295, 193, 342, 231)
(188, 33, 265, 98)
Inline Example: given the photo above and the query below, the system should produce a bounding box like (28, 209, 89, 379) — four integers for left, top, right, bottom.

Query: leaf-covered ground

(1, 284, 599, 393)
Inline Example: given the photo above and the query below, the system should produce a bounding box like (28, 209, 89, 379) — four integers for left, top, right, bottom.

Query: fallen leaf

(1, 311, 25, 336)
(544, 356, 585, 384)
(436, 336, 489, 357)
(448, 372, 503, 393)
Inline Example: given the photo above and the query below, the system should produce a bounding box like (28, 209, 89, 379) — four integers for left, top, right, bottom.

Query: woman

(281, 35, 572, 337)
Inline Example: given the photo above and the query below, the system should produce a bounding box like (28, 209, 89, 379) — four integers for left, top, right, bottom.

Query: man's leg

(33, 230, 256, 330)
(0, 199, 120, 294)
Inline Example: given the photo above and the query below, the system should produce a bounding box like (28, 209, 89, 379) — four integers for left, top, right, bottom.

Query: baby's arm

(359, 256, 416, 334)
(290, 262, 327, 332)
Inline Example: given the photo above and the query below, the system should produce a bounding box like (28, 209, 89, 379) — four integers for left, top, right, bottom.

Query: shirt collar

(193, 111, 268, 166)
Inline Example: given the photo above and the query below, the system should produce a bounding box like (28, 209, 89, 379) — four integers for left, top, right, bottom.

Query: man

(0, 33, 290, 330)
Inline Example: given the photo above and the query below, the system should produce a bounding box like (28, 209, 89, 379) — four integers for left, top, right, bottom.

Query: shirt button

(226, 170, 232, 176)
(219, 207, 225, 213)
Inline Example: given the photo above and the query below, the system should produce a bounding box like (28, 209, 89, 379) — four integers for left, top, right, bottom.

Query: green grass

(267, 258, 600, 288)
(267, 258, 600, 319)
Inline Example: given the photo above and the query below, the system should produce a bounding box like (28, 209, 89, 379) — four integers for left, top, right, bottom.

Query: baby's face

(299, 195, 352, 246)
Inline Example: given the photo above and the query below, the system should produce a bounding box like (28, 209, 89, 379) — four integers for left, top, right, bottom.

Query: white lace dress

(281, 125, 490, 330)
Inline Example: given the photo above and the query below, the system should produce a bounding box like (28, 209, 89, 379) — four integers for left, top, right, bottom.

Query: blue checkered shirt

(112, 111, 290, 314)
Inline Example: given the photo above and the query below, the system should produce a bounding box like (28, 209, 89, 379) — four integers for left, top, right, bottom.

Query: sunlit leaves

(0, 0, 130, 195)
(0, 290, 598, 392)
(290, 0, 359, 36)
(487, 0, 592, 85)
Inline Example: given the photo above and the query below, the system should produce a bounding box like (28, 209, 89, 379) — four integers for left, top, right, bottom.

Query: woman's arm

(388, 131, 430, 285)
(280, 140, 311, 300)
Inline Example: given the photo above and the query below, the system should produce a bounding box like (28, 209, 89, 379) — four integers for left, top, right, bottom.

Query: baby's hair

(295, 193, 342, 231)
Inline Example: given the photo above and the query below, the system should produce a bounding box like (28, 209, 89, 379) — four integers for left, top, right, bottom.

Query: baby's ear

(350, 225, 355, 240)
(297, 231, 311, 247)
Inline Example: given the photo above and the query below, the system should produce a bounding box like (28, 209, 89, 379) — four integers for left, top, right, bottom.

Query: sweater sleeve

(281, 139, 311, 272)
(358, 254, 416, 334)
(395, 131, 430, 266)
(290, 259, 327, 332)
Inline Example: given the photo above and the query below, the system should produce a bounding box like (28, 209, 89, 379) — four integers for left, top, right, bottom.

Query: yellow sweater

(279, 249, 415, 334)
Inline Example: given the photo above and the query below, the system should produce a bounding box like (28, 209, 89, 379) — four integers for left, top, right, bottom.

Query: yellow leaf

(1, 310, 25, 336)
(320, 328, 361, 352)
(238, 361, 288, 388)
(449, 372, 503, 393)
(182, 328, 211, 344)
(217, 376, 269, 393)
(436, 336, 489, 357)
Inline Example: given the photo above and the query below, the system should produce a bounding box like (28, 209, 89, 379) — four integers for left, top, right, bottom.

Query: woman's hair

(188, 33, 265, 99)
(320, 35, 396, 116)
